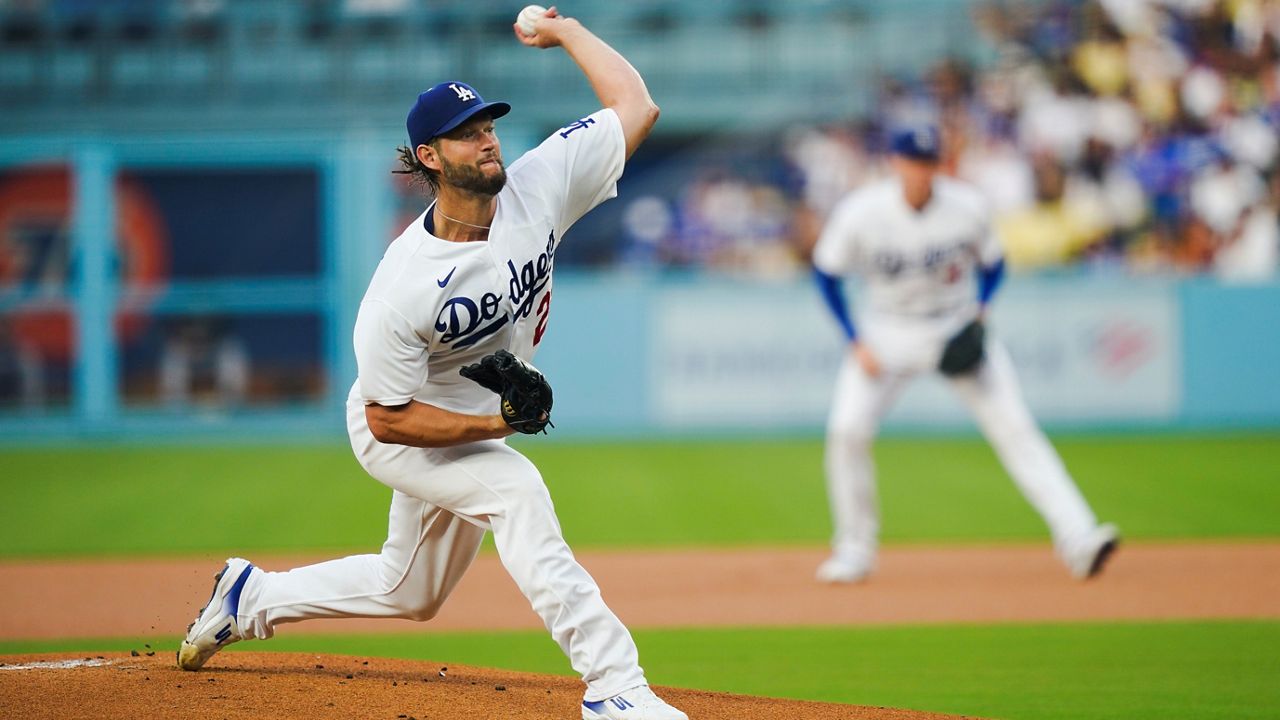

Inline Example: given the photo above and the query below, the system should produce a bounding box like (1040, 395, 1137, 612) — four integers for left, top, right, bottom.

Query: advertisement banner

(651, 281, 1180, 429)
(651, 283, 844, 427)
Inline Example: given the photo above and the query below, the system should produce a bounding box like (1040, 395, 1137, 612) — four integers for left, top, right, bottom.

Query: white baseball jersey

(813, 175, 1106, 580)
(349, 108, 625, 414)
(813, 176, 1002, 324)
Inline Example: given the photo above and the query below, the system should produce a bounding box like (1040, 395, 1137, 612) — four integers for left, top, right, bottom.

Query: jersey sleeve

(978, 224, 1004, 266)
(516, 108, 627, 237)
(812, 193, 864, 275)
(352, 299, 428, 406)
(972, 194, 1004, 266)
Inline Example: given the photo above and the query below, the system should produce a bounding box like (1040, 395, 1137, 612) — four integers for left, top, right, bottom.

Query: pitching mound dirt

(0, 651, 980, 720)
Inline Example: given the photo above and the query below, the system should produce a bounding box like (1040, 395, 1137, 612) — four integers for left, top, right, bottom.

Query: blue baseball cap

(406, 81, 511, 149)
(888, 124, 942, 161)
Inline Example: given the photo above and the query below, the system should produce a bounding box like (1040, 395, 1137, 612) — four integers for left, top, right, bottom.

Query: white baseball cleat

(582, 685, 688, 720)
(1064, 523, 1120, 580)
(815, 553, 874, 584)
(177, 557, 256, 671)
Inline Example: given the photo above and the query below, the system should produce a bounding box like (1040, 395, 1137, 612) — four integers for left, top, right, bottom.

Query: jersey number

(533, 290, 552, 346)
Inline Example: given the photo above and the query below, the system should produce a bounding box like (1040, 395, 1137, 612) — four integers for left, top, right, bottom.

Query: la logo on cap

(405, 81, 510, 149)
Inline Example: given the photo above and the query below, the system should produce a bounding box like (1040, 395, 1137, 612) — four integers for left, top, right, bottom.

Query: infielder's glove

(460, 349, 554, 434)
(938, 320, 986, 377)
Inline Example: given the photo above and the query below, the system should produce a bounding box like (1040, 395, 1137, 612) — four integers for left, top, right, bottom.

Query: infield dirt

(2, 542, 1277, 640)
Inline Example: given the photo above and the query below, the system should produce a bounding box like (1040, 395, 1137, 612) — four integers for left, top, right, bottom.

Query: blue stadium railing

(0, 0, 984, 135)
(0, 132, 391, 442)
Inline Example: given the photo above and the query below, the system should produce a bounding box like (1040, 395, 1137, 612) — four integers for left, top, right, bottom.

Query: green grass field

(2, 433, 1278, 557)
(2, 433, 1278, 719)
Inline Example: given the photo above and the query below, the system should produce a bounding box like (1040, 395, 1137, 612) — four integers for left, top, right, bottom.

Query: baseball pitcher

(811, 124, 1119, 584)
(178, 9, 688, 719)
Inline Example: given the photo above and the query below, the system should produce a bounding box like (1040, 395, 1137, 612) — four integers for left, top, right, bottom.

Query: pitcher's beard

(442, 157, 507, 196)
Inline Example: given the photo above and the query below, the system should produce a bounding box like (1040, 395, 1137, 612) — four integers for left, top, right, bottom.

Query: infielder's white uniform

(813, 176, 1109, 577)
(229, 109, 647, 700)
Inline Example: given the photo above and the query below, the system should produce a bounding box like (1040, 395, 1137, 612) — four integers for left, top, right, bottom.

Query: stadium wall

(2, 272, 1277, 444)
(535, 273, 1280, 436)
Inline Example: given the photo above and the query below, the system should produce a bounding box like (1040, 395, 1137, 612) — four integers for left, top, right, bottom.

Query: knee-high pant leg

(824, 353, 911, 563)
(235, 489, 485, 638)
(947, 339, 1099, 554)
(361, 438, 645, 701)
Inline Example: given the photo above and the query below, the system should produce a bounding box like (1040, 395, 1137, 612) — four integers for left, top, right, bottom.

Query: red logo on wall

(1089, 320, 1154, 379)
(0, 167, 169, 361)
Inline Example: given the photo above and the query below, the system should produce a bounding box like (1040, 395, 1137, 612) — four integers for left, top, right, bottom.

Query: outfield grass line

(5, 533, 1280, 562)
(6, 613, 1280, 653)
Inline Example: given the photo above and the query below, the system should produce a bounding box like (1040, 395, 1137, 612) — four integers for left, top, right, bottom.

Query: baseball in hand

(517, 5, 547, 36)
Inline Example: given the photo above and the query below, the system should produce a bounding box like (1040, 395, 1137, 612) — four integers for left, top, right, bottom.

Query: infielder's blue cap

(888, 124, 942, 162)
(407, 81, 511, 149)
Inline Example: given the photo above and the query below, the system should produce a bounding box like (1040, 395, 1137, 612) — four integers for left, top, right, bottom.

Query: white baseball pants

(231, 401, 646, 702)
(824, 337, 1101, 566)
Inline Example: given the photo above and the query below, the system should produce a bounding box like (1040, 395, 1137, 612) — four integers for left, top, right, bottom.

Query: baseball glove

(460, 349, 554, 434)
(938, 320, 986, 377)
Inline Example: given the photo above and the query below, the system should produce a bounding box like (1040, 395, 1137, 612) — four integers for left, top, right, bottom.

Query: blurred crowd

(5, 0, 1279, 280)
(624, 0, 1280, 280)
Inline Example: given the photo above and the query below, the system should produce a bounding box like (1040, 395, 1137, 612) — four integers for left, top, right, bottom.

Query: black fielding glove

(460, 349, 554, 434)
(938, 320, 986, 377)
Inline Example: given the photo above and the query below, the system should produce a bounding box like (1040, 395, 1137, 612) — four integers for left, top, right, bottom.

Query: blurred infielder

(178, 9, 688, 719)
(811, 125, 1119, 584)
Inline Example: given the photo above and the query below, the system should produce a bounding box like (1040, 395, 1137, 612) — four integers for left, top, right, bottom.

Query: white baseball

(517, 5, 546, 36)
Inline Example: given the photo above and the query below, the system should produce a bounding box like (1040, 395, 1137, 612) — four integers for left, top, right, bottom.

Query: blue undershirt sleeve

(813, 267, 856, 341)
(977, 259, 1006, 306)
